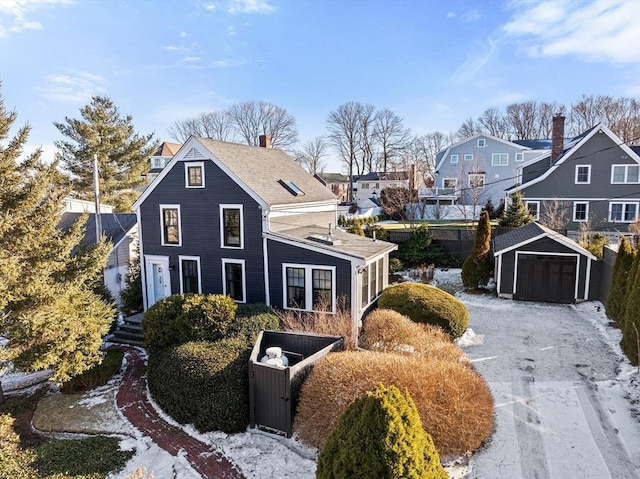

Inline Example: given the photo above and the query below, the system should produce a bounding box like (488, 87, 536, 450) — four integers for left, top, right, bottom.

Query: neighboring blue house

(132, 136, 397, 322)
(508, 119, 640, 234)
(428, 133, 547, 208)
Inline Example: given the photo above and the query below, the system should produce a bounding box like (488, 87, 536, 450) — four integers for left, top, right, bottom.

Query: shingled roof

(58, 212, 137, 248)
(195, 138, 339, 207)
(493, 222, 595, 259)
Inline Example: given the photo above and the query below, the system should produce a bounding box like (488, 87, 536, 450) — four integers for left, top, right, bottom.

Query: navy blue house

(132, 136, 397, 322)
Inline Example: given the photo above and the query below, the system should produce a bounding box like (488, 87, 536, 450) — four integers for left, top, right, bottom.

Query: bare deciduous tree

(227, 100, 298, 149)
(539, 198, 570, 232)
(327, 102, 366, 201)
(373, 108, 412, 173)
(168, 116, 202, 142)
(477, 107, 509, 138)
(168, 111, 235, 143)
(295, 136, 327, 175)
(505, 101, 539, 139)
(357, 104, 377, 174)
(455, 117, 480, 141)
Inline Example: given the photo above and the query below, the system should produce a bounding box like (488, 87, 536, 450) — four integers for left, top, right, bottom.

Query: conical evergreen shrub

(621, 250, 640, 365)
(606, 237, 634, 326)
(462, 210, 493, 288)
(316, 383, 447, 479)
(499, 191, 534, 227)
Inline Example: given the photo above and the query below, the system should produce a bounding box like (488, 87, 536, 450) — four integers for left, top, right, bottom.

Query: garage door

(514, 254, 577, 303)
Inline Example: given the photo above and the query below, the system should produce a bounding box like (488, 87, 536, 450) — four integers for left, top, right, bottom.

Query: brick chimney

(551, 114, 565, 165)
(259, 134, 271, 148)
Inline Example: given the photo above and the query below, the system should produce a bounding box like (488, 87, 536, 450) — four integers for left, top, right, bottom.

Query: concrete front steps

(109, 312, 144, 346)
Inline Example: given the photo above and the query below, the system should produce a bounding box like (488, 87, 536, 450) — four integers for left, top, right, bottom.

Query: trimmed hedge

(229, 311, 282, 344)
(378, 282, 469, 338)
(142, 294, 237, 350)
(316, 383, 447, 479)
(147, 339, 250, 433)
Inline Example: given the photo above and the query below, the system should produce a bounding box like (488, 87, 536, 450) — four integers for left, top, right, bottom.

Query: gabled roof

(317, 172, 350, 183)
(134, 137, 339, 210)
(507, 124, 640, 194)
(267, 224, 397, 263)
(493, 222, 596, 260)
(435, 132, 530, 172)
(152, 141, 182, 157)
(58, 212, 137, 248)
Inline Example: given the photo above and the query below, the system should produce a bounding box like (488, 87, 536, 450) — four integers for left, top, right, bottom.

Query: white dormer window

(451, 154, 459, 163)
(477, 139, 486, 148)
(185, 162, 205, 188)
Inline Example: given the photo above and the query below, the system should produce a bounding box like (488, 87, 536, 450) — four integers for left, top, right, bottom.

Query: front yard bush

(316, 383, 447, 479)
(147, 339, 250, 433)
(61, 349, 124, 394)
(378, 282, 469, 338)
(360, 309, 467, 364)
(142, 293, 237, 350)
(229, 311, 282, 343)
(293, 351, 494, 457)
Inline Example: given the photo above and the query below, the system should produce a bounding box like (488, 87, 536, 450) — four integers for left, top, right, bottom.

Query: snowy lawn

(3, 267, 639, 478)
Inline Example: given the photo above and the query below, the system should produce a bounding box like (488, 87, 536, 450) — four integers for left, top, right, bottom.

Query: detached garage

(493, 222, 597, 303)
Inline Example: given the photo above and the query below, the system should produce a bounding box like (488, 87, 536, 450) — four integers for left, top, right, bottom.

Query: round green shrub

(147, 339, 250, 433)
(378, 283, 469, 338)
(228, 312, 282, 344)
(316, 383, 447, 479)
(142, 293, 237, 350)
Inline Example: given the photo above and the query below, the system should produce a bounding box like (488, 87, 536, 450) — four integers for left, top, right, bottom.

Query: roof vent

(307, 233, 341, 246)
(278, 180, 305, 196)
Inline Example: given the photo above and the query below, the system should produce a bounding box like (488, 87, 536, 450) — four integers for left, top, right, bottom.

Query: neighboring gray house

(59, 212, 138, 305)
(427, 133, 547, 207)
(493, 222, 597, 303)
(508, 119, 640, 234)
(132, 136, 397, 322)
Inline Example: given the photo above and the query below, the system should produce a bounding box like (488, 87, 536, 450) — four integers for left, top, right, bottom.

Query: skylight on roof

(278, 180, 305, 196)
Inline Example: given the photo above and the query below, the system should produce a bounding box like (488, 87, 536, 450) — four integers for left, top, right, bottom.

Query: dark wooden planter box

(249, 330, 344, 437)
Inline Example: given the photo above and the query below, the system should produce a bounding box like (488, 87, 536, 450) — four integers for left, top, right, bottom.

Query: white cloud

(461, 9, 482, 23)
(163, 45, 179, 51)
(503, 0, 640, 63)
(451, 37, 499, 85)
(488, 91, 529, 106)
(0, 0, 73, 37)
(227, 0, 275, 15)
(203, 2, 216, 12)
(38, 71, 107, 104)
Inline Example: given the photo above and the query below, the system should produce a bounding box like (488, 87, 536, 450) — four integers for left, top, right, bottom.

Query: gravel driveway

(456, 293, 640, 479)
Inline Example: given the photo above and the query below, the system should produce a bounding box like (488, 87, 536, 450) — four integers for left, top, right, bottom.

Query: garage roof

(493, 222, 597, 260)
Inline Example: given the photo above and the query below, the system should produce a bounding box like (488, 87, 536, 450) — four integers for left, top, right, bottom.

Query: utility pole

(93, 154, 102, 239)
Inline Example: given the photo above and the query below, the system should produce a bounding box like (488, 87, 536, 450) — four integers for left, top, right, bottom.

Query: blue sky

(1, 0, 639, 172)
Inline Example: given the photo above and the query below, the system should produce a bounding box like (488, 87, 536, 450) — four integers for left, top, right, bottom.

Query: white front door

(145, 256, 171, 307)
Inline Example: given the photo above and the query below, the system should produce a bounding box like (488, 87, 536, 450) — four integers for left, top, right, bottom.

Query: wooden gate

(515, 254, 577, 303)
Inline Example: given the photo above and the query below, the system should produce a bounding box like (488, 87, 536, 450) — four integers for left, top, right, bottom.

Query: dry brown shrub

(278, 296, 357, 350)
(293, 351, 494, 456)
(360, 309, 469, 364)
(126, 468, 154, 479)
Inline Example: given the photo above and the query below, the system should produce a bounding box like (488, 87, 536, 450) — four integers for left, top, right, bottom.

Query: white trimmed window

(477, 139, 486, 148)
(468, 173, 485, 188)
(492, 153, 508, 166)
(573, 202, 589, 222)
(515, 153, 524, 162)
(283, 264, 335, 313)
(179, 256, 201, 294)
(220, 205, 244, 249)
(609, 202, 638, 223)
(464, 154, 473, 161)
(185, 162, 205, 188)
(575, 165, 591, 184)
(222, 259, 246, 303)
(160, 204, 181, 246)
(450, 154, 459, 163)
(526, 201, 540, 220)
(611, 164, 640, 184)
(443, 178, 457, 189)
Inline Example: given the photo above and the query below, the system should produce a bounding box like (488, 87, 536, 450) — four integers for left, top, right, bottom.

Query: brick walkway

(112, 345, 244, 479)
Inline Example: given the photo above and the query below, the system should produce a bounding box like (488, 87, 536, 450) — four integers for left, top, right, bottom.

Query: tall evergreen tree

(606, 236, 634, 325)
(462, 210, 493, 288)
(621, 250, 640, 365)
(0, 92, 114, 403)
(54, 96, 158, 212)
(499, 191, 534, 227)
